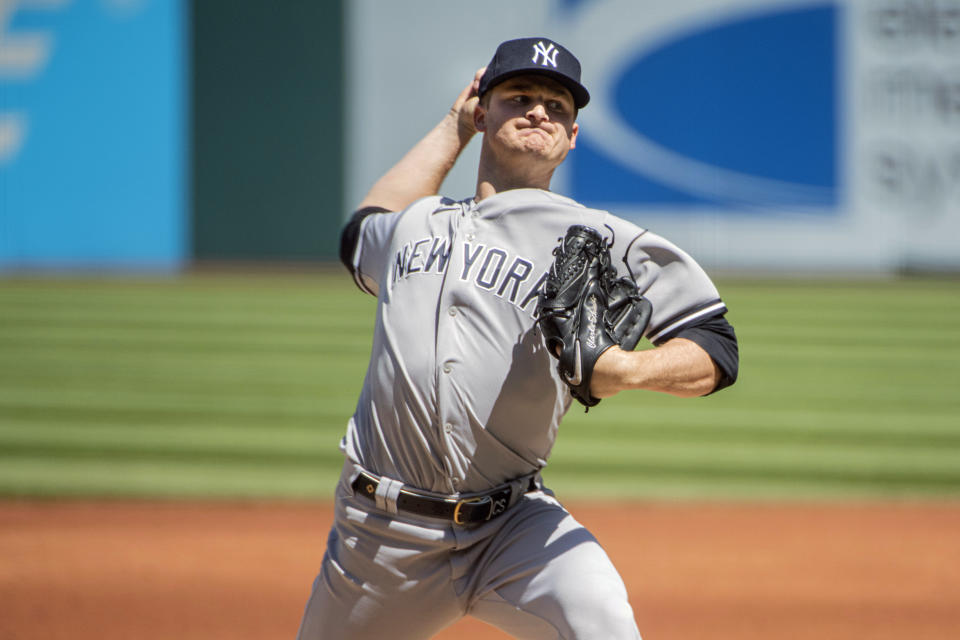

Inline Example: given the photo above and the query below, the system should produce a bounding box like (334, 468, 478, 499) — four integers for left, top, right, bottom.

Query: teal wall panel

(192, 1, 344, 261)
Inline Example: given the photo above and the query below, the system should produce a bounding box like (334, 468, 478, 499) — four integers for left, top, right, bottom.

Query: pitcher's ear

(474, 105, 486, 132)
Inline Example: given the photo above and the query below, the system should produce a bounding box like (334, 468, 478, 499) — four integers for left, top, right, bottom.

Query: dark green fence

(191, 1, 345, 262)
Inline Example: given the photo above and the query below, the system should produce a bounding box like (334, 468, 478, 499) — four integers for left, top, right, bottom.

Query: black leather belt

(351, 471, 536, 525)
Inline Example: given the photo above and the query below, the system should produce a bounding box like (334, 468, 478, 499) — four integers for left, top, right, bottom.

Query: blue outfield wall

(568, 4, 840, 210)
(0, 0, 187, 270)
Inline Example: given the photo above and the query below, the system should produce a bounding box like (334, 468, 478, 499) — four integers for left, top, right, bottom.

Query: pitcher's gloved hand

(537, 225, 652, 408)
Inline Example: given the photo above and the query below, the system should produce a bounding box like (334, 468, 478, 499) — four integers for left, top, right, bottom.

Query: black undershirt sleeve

(339, 206, 391, 275)
(653, 314, 739, 394)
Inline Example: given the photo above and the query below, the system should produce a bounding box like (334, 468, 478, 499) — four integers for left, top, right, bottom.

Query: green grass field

(1, 271, 958, 501)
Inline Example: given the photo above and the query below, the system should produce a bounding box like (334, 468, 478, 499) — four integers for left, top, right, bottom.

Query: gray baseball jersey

(297, 188, 726, 639)
(342, 188, 725, 495)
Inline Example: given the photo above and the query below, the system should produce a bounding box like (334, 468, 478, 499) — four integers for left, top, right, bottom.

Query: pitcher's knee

(563, 579, 639, 639)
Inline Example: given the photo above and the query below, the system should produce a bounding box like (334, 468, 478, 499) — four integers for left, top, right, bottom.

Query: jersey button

(465, 233, 476, 242)
(442, 363, 452, 373)
(443, 423, 453, 434)
(448, 306, 458, 317)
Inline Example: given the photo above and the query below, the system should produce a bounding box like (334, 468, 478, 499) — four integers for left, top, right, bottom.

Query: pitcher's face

(476, 75, 579, 169)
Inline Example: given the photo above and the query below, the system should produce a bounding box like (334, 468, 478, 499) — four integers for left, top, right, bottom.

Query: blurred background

(0, 0, 958, 501)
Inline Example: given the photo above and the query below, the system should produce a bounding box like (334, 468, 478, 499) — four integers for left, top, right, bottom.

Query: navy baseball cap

(478, 37, 590, 109)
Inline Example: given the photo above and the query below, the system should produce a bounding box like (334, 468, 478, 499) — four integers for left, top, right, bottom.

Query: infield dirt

(1, 501, 958, 639)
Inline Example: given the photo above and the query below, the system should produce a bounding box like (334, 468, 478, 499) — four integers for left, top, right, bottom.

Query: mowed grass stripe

(1, 274, 958, 499)
(544, 458, 960, 493)
(573, 397, 960, 432)
(745, 339, 960, 360)
(0, 399, 353, 428)
(3, 421, 955, 482)
(549, 438, 960, 480)
(0, 277, 374, 336)
(560, 416, 960, 448)
(720, 278, 960, 301)
(0, 456, 334, 499)
(0, 348, 370, 388)
(0, 388, 354, 419)
(0, 306, 356, 328)
(1, 299, 363, 323)
(738, 301, 960, 321)
(0, 440, 344, 468)
(9, 398, 952, 439)
(0, 326, 371, 354)
(743, 323, 960, 343)
(542, 471, 960, 501)
(0, 419, 341, 455)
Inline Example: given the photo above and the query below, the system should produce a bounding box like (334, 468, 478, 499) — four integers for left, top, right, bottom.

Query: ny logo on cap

(531, 41, 558, 68)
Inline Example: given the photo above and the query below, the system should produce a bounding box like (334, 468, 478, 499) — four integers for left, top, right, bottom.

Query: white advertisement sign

(348, 0, 959, 272)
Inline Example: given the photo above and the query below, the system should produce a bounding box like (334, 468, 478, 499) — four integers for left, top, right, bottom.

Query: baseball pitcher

(297, 37, 739, 640)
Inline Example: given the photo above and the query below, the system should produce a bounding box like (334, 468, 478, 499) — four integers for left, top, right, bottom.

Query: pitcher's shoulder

(400, 195, 464, 214)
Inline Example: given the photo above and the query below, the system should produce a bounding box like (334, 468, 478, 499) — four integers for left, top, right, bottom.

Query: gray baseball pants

(296, 467, 641, 639)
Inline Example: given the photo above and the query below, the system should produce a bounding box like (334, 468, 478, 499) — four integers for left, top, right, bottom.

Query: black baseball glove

(536, 225, 652, 408)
